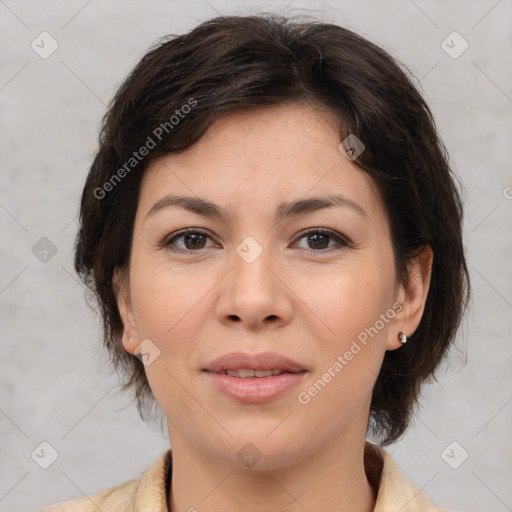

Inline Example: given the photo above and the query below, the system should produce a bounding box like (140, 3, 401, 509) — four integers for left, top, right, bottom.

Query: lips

(203, 351, 307, 374)
(223, 369, 287, 378)
(202, 352, 308, 403)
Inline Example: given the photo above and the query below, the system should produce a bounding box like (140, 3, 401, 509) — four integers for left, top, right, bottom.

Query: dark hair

(74, 14, 469, 445)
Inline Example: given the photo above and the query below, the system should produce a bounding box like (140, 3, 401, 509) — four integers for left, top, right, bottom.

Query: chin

(209, 431, 310, 471)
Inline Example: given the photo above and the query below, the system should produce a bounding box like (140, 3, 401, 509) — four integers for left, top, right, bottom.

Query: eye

(293, 228, 349, 251)
(161, 227, 350, 254)
(162, 228, 218, 252)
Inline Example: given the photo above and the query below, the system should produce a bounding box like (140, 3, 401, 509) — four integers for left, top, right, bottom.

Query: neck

(167, 429, 377, 512)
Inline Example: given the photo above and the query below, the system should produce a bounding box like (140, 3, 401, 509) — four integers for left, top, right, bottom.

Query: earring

(398, 331, 407, 345)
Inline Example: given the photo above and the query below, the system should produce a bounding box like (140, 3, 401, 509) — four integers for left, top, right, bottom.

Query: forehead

(137, 104, 388, 226)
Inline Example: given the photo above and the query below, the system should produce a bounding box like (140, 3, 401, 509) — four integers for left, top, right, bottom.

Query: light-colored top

(40, 442, 451, 511)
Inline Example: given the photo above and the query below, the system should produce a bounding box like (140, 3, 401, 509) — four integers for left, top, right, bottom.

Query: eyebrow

(145, 193, 366, 223)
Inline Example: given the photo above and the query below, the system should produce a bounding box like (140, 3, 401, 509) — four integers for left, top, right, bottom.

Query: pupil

(308, 233, 329, 249)
(185, 234, 205, 249)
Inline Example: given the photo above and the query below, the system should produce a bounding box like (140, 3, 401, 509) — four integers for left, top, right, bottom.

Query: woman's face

(117, 104, 424, 469)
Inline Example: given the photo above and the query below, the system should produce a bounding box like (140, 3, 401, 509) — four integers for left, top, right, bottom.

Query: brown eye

(163, 229, 217, 252)
(294, 229, 349, 251)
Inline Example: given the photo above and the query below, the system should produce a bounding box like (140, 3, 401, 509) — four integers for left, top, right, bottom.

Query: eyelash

(160, 227, 351, 254)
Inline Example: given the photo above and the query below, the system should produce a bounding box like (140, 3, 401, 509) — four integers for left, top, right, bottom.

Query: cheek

(129, 269, 206, 417)
(292, 264, 393, 408)
(130, 260, 208, 342)
(295, 262, 394, 345)
(128, 262, 218, 401)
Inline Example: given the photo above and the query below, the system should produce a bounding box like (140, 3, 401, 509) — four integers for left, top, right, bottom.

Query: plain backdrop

(1, 1, 511, 511)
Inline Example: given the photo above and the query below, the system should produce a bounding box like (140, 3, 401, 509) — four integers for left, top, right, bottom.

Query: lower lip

(203, 371, 307, 403)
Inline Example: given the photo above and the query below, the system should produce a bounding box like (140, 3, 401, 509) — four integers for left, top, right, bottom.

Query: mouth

(208, 368, 303, 378)
(202, 352, 308, 403)
(203, 351, 307, 374)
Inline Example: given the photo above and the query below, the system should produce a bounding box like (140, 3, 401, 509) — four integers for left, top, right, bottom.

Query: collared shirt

(40, 442, 451, 511)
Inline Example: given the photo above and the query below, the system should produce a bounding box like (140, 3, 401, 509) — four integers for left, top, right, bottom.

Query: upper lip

(203, 351, 307, 373)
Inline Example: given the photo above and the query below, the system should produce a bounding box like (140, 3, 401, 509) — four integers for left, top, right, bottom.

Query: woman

(42, 14, 469, 512)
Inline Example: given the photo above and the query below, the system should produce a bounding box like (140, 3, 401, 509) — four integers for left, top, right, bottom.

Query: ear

(113, 268, 139, 356)
(386, 245, 433, 350)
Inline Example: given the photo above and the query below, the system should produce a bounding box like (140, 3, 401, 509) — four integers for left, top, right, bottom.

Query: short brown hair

(74, 14, 470, 445)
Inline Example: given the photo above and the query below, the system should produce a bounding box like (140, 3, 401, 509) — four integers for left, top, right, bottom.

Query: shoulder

(39, 477, 139, 512)
(39, 450, 172, 512)
(367, 442, 455, 512)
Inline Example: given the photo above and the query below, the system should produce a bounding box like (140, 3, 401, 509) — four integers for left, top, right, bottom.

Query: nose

(215, 242, 293, 331)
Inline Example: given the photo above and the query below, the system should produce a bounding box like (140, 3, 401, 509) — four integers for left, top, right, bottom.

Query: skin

(116, 103, 433, 512)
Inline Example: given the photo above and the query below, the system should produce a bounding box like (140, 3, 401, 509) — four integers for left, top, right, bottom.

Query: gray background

(1, 1, 511, 511)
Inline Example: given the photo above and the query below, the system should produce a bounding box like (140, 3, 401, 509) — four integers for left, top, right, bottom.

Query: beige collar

(131, 442, 445, 511)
